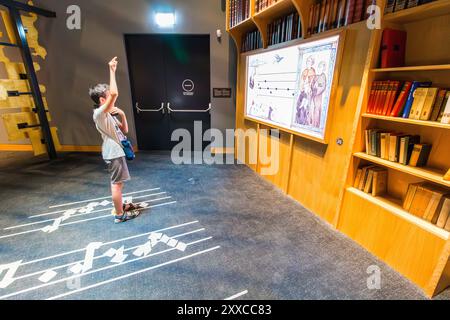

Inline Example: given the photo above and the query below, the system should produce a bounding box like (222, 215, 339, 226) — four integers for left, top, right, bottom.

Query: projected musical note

(104, 246, 128, 264)
(61, 209, 77, 222)
(0, 260, 22, 288)
(41, 217, 63, 233)
(69, 242, 103, 274)
(149, 232, 163, 246)
(38, 270, 58, 283)
(133, 241, 152, 257)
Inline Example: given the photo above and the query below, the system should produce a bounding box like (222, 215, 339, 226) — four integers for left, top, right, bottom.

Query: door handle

(135, 102, 165, 114)
(166, 103, 211, 114)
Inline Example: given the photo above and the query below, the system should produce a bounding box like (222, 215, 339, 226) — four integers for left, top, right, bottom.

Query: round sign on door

(182, 79, 195, 96)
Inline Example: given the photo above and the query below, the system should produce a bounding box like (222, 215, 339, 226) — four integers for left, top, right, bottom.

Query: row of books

(354, 165, 388, 197)
(367, 81, 450, 124)
(385, 0, 435, 14)
(255, 0, 279, 13)
(229, 0, 251, 28)
(241, 29, 263, 53)
(267, 11, 302, 46)
(307, 0, 376, 36)
(365, 130, 432, 167)
(403, 182, 450, 231)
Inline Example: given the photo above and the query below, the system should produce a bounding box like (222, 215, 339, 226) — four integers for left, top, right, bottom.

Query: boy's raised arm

(99, 57, 119, 113)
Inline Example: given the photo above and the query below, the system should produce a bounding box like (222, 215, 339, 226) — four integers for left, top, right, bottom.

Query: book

(430, 89, 447, 121)
(406, 0, 419, 8)
(359, 165, 376, 190)
(384, 81, 401, 116)
(353, 0, 364, 23)
(307, 5, 314, 36)
(323, 0, 331, 32)
(364, 0, 376, 19)
(399, 135, 420, 165)
(408, 144, 431, 167)
(330, 0, 339, 28)
(403, 182, 423, 211)
(344, 0, 355, 26)
(409, 87, 429, 120)
(428, 193, 449, 225)
(336, 0, 347, 28)
(380, 29, 406, 69)
(440, 95, 450, 124)
(376, 81, 390, 115)
(364, 168, 375, 193)
(394, 0, 408, 11)
(437, 92, 450, 122)
(436, 196, 450, 228)
(372, 168, 388, 197)
(390, 81, 412, 117)
(320, 0, 328, 32)
(314, 3, 321, 34)
(354, 169, 363, 188)
(384, 0, 396, 13)
(402, 81, 432, 118)
(420, 87, 439, 121)
(380, 132, 390, 160)
(445, 168, 450, 182)
(409, 185, 434, 218)
(445, 214, 450, 231)
(388, 133, 403, 162)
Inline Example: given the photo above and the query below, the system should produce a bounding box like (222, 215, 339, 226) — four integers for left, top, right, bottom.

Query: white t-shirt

(93, 106, 125, 160)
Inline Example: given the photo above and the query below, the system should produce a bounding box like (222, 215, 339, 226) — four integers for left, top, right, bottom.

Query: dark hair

(88, 83, 109, 105)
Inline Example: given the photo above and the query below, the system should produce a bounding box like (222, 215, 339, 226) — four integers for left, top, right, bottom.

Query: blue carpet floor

(0, 151, 448, 300)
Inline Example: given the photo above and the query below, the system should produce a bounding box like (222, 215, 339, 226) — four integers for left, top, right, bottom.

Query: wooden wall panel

(339, 189, 447, 293)
(287, 23, 372, 224)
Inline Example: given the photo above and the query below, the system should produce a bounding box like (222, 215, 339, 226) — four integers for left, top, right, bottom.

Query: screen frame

(242, 29, 347, 145)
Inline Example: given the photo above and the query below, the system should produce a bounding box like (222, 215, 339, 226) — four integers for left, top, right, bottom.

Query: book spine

(402, 82, 420, 118)
(353, 0, 364, 23)
(384, 0, 396, 14)
(345, 0, 355, 26)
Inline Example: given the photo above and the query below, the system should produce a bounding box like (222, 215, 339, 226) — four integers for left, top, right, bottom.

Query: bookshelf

(226, 0, 314, 50)
(384, 0, 450, 23)
(347, 187, 450, 240)
(338, 0, 450, 298)
(227, 0, 450, 299)
(371, 64, 450, 73)
(362, 113, 450, 130)
(354, 152, 450, 188)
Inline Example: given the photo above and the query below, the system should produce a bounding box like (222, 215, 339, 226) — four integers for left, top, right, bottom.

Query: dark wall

(0, 0, 237, 146)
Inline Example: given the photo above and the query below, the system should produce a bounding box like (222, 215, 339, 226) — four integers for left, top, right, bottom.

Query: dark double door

(125, 34, 211, 150)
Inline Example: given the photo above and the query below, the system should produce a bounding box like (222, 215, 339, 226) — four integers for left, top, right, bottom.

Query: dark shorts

(106, 157, 130, 184)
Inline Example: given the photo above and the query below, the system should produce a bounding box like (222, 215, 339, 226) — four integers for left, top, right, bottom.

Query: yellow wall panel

(1, 111, 37, 141)
(26, 128, 46, 156)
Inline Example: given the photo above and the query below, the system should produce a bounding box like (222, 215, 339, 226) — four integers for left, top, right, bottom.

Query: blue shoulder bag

(121, 139, 135, 161)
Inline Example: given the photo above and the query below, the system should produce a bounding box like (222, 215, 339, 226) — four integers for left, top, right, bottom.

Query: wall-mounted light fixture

(155, 12, 175, 28)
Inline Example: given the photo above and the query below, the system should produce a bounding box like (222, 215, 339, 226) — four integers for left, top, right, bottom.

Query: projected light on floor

(155, 12, 175, 28)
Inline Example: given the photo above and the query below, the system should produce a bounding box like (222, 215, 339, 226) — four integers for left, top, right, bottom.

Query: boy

(90, 57, 141, 223)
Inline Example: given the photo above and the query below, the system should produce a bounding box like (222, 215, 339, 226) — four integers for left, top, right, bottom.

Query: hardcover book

(419, 88, 438, 121)
(402, 82, 432, 118)
(429, 89, 446, 122)
(409, 87, 429, 120)
(440, 95, 450, 124)
(380, 29, 407, 69)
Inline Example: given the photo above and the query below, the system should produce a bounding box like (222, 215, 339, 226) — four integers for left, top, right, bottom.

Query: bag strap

(95, 113, 125, 150)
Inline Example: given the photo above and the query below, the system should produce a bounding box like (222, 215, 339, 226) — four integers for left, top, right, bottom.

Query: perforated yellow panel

(0, 5, 59, 156)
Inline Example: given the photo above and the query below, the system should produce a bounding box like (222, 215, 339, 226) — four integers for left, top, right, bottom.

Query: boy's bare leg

(111, 182, 124, 215)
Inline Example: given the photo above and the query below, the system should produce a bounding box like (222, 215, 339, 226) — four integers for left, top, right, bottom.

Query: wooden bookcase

(338, 0, 450, 297)
(226, 0, 313, 50)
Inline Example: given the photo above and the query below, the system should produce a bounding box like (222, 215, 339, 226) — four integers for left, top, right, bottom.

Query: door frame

(124, 33, 212, 151)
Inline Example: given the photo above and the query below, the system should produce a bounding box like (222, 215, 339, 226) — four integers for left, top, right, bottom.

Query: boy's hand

(109, 57, 118, 73)
(110, 107, 124, 116)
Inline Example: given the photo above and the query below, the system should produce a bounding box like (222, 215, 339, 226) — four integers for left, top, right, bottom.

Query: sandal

(114, 209, 141, 224)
